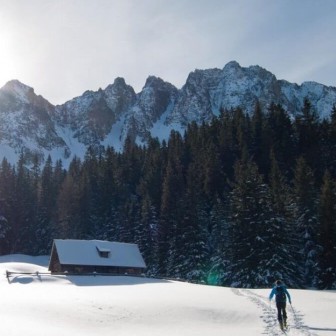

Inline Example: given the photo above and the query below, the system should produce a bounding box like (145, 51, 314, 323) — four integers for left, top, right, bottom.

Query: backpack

(275, 285, 286, 303)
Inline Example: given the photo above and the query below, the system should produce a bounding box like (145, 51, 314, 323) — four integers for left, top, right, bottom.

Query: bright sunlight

(0, 29, 18, 87)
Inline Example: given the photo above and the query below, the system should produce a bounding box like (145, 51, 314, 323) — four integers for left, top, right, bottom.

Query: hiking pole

(290, 303, 296, 319)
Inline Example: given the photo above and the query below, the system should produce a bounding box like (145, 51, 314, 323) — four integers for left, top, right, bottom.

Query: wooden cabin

(48, 239, 146, 275)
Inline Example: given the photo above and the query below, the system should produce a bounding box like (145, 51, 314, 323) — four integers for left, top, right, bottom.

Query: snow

(52, 239, 146, 268)
(151, 101, 184, 141)
(101, 116, 125, 152)
(0, 144, 19, 165)
(0, 255, 335, 336)
(1, 80, 32, 104)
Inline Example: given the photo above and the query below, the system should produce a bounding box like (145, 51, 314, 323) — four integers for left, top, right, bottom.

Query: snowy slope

(0, 255, 335, 336)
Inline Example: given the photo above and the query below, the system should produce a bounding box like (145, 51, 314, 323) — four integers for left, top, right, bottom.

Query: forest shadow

(66, 275, 173, 287)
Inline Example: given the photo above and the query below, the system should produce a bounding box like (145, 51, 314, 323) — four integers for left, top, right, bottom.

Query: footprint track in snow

(231, 288, 318, 336)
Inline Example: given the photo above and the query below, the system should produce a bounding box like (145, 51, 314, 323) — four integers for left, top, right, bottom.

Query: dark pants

(276, 301, 287, 322)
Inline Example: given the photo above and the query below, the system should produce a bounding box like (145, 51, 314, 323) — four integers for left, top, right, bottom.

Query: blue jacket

(269, 285, 291, 304)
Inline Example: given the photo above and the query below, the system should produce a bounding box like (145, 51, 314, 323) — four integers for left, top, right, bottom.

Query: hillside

(0, 255, 335, 336)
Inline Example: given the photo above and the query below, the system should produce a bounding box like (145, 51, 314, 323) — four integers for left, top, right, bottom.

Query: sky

(0, 0, 335, 105)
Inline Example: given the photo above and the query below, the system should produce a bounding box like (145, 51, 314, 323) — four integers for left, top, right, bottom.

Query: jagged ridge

(0, 61, 335, 166)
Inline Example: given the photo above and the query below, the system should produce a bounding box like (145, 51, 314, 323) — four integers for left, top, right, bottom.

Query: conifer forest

(0, 100, 335, 289)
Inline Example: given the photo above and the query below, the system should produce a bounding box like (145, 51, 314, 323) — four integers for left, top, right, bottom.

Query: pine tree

(137, 137, 164, 210)
(0, 158, 15, 254)
(81, 147, 104, 239)
(328, 105, 336, 176)
(232, 108, 251, 160)
(137, 194, 159, 275)
(0, 213, 9, 254)
(203, 140, 224, 199)
(266, 103, 295, 179)
(217, 109, 236, 181)
(229, 158, 300, 287)
(295, 98, 321, 175)
(171, 162, 208, 282)
(269, 150, 290, 214)
(156, 131, 186, 276)
(34, 155, 55, 254)
(251, 101, 269, 176)
(207, 197, 231, 286)
(269, 151, 303, 287)
(13, 154, 37, 253)
(318, 170, 336, 288)
(292, 157, 319, 287)
(56, 157, 84, 239)
(157, 161, 181, 276)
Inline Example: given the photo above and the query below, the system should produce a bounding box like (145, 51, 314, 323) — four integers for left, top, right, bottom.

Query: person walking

(269, 280, 292, 329)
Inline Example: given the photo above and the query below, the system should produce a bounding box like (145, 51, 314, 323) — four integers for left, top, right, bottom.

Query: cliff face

(0, 62, 335, 165)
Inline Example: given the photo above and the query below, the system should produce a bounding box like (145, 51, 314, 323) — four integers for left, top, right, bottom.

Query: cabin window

(96, 246, 111, 258)
(99, 251, 109, 258)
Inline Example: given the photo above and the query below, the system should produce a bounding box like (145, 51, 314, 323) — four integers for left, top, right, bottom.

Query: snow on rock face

(104, 77, 136, 115)
(168, 68, 222, 125)
(0, 62, 335, 166)
(52, 77, 136, 150)
(121, 76, 178, 143)
(0, 80, 67, 163)
(1, 80, 36, 105)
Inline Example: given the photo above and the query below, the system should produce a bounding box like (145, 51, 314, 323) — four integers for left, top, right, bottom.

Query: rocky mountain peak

(1, 80, 36, 105)
(144, 76, 165, 87)
(0, 61, 335, 167)
(2, 79, 34, 94)
(223, 60, 241, 70)
(0, 79, 53, 114)
(107, 77, 129, 90)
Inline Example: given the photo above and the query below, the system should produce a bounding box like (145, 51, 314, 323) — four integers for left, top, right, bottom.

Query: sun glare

(0, 30, 18, 87)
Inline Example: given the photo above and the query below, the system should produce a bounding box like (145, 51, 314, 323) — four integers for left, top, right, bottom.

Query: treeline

(0, 99, 335, 289)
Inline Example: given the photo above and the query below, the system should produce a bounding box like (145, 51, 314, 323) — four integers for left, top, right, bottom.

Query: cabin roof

(50, 239, 146, 269)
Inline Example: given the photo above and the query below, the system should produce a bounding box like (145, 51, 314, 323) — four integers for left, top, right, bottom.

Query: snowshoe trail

(231, 288, 318, 336)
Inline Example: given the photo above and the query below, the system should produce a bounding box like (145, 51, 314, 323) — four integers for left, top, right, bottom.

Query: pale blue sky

(0, 0, 335, 104)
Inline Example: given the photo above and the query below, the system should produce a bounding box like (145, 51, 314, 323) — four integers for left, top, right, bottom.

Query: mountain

(0, 61, 335, 166)
(0, 80, 70, 163)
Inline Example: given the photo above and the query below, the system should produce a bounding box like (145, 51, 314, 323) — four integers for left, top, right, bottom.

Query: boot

(279, 320, 284, 330)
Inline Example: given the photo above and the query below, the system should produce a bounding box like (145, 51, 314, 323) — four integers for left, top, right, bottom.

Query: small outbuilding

(48, 239, 146, 275)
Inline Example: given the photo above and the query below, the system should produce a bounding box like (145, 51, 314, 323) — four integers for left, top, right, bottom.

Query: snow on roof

(51, 239, 146, 268)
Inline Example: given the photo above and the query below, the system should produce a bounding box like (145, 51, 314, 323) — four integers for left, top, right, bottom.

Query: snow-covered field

(0, 255, 335, 336)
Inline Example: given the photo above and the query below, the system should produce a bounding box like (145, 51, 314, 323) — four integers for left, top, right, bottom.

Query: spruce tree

(229, 158, 300, 287)
(269, 151, 303, 287)
(13, 154, 37, 253)
(207, 197, 231, 286)
(0, 159, 15, 254)
(266, 103, 295, 179)
(34, 155, 55, 254)
(295, 98, 321, 175)
(292, 157, 319, 287)
(318, 170, 336, 288)
(173, 162, 208, 282)
(56, 157, 84, 239)
(328, 105, 336, 176)
(251, 101, 268, 176)
(137, 194, 158, 275)
(0, 213, 9, 254)
(157, 131, 186, 276)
